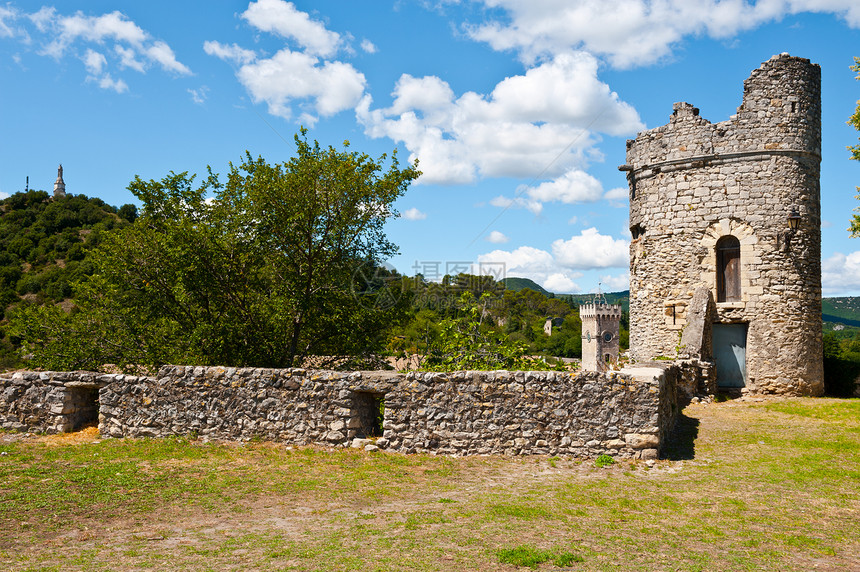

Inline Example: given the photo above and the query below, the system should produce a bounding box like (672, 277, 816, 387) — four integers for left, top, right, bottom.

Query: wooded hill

(0, 190, 136, 366)
(0, 186, 856, 378)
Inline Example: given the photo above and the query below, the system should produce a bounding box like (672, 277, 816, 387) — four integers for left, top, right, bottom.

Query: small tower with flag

(580, 286, 622, 372)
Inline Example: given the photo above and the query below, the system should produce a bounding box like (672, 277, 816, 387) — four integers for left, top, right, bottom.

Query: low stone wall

(0, 371, 110, 433)
(2, 366, 680, 459)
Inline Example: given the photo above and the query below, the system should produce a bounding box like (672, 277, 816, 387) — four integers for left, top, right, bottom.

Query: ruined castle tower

(580, 299, 621, 372)
(53, 164, 66, 198)
(622, 54, 823, 396)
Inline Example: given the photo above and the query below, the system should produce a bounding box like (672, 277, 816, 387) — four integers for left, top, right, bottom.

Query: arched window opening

(716, 235, 741, 302)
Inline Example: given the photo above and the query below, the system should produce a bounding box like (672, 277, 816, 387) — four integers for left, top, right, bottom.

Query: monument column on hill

(53, 164, 66, 199)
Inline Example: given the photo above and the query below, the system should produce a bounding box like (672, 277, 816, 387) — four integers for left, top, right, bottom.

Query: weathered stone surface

(2, 366, 681, 459)
(0, 372, 110, 434)
(626, 54, 824, 397)
(680, 287, 716, 360)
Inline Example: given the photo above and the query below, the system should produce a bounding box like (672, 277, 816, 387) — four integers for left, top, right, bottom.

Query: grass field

(1, 397, 858, 571)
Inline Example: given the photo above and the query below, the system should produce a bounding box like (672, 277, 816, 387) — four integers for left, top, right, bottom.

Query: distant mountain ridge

(500, 277, 550, 295)
(504, 276, 860, 323)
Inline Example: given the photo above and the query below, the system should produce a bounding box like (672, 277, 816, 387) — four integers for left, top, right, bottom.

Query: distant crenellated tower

(622, 54, 823, 396)
(53, 164, 66, 198)
(580, 294, 622, 372)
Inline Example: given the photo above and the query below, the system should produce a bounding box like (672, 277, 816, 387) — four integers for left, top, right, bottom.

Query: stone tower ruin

(622, 53, 823, 396)
(580, 298, 621, 372)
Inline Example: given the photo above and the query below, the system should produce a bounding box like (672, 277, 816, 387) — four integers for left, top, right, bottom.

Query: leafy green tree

(849, 57, 860, 235)
(10, 131, 420, 371)
(421, 293, 566, 371)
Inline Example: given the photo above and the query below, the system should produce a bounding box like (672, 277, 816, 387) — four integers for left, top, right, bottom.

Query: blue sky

(2, 1, 860, 295)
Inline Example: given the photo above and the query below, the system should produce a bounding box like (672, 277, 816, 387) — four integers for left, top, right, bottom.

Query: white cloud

(598, 272, 630, 292)
(360, 38, 377, 54)
(526, 169, 604, 204)
(83, 48, 106, 75)
(544, 273, 579, 293)
(28, 6, 54, 32)
(43, 10, 148, 57)
(492, 169, 615, 214)
(551, 227, 629, 269)
(115, 45, 145, 72)
(206, 3, 364, 124)
(490, 195, 543, 215)
(203, 41, 256, 65)
(242, 0, 340, 57)
(823, 251, 860, 295)
(188, 86, 209, 105)
(402, 207, 427, 220)
(235, 48, 366, 122)
(487, 230, 509, 244)
(0, 5, 20, 38)
(358, 51, 642, 185)
(144, 40, 190, 75)
(97, 74, 128, 93)
(604, 186, 629, 208)
(15, 8, 191, 91)
(0, 190, 9, 200)
(466, 0, 860, 68)
(477, 245, 583, 293)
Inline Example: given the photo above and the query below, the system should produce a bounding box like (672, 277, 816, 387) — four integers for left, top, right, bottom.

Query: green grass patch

(1, 398, 859, 571)
(496, 544, 584, 568)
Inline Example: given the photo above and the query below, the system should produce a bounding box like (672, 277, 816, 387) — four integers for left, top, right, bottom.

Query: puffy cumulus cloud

(357, 51, 642, 185)
(402, 207, 427, 220)
(234, 49, 365, 121)
(82, 48, 106, 75)
(115, 45, 145, 72)
(467, 0, 860, 68)
(823, 251, 860, 295)
(603, 186, 629, 208)
(525, 169, 604, 203)
(144, 40, 190, 75)
(0, 190, 9, 200)
(360, 39, 377, 54)
(206, 3, 365, 124)
(543, 273, 579, 293)
(486, 230, 509, 244)
(41, 10, 189, 73)
(97, 74, 128, 93)
(493, 172, 627, 214)
(477, 246, 583, 293)
(242, 0, 340, 57)
(11, 7, 190, 92)
(552, 227, 629, 269)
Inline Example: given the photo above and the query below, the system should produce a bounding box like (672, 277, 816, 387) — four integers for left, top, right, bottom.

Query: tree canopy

(848, 57, 860, 236)
(11, 131, 420, 371)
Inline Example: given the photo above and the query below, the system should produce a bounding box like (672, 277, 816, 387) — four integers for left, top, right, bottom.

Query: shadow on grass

(663, 412, 700, 460)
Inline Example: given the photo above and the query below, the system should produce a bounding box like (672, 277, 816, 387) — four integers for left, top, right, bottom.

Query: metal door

(713, 323, 747, 388)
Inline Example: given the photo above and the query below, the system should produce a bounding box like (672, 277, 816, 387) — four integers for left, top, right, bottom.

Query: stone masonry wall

(2, 366, 680, 459)
(0, 371, 109, 433)
(625, 54, 823, 396)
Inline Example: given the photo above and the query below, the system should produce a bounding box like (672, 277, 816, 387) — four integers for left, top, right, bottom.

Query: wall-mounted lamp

(787, 208, 801, 232)
(779, 207, 801, 254)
